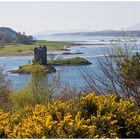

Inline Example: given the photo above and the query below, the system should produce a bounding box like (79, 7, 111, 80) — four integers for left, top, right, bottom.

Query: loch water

(0, 35, 140, 90)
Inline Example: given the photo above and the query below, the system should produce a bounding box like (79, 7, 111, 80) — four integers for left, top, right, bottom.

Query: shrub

(0, 94, 139, 138)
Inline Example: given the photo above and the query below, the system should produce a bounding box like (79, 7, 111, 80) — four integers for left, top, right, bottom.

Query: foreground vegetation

(0, 40, 74, 56)
(0, 93, 139, 138)
(81, 39, 140, 107)
(0, 62, 140, 138)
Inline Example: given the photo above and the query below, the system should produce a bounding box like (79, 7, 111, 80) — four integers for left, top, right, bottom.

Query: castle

(34, 45, 47, 65)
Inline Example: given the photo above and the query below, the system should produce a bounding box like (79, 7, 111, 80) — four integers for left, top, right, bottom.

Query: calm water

(0, 35, 140, 89)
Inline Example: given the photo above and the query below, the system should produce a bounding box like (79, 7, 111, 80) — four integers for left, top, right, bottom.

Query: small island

(10, 64, 56, 74)
(48, 57, 91, 66)
(9, 46, 91, 74)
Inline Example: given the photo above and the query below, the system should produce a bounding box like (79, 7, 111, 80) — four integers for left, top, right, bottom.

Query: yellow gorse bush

(0, 94, 139, 138)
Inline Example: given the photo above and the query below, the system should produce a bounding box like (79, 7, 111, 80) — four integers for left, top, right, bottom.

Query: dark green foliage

(0, 27, 34, 45)
(17, 32, 34, 44)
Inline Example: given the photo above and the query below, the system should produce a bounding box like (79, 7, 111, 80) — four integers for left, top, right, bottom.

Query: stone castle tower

(34, 45, 47, 65)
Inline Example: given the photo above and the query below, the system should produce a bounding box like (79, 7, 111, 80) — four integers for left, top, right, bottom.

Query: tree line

(0, 27, 35, 45)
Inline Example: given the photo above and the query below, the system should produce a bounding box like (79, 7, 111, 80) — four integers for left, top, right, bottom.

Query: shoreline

(0, 46, 71, 57)
(0, 40, 74, 57)
(0, 49, 71, 57)
(0, 40, 112, 57)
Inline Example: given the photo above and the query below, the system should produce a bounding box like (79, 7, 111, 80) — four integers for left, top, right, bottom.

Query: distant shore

(0, 40, 75, 56)
(0, 40, 112, 56)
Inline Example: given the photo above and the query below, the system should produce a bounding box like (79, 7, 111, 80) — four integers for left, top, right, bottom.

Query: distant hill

(0, 27, 34, 45)
(50, 30, 140, 37)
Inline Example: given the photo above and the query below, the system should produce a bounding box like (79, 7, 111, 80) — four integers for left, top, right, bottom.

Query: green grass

(0, 44, 34, 56)
(48, 57, 91, 66)
(0, 40, 74, 56)
(18, 64, 46, 73)
(14, 57, 91, 74)
(18, 63, 56, 74)
(36, 40, 73, 49)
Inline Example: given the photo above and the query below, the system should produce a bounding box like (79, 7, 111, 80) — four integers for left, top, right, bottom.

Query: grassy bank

(0, 40, 74, 56)
(48, 57, 91, 66)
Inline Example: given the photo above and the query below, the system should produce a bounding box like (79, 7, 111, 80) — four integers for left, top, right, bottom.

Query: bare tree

(54, 82, 81, 101)
(29, 65, 68, 104)
(81, 37, 140, 107)
(0, 66, 12, 111)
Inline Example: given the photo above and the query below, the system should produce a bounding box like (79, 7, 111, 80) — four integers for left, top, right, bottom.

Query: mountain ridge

(35, 30, 140, 38)
(53, 30, 140, 36)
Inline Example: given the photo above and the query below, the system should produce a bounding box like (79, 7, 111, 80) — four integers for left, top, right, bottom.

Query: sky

(0, 1, 140, 35)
